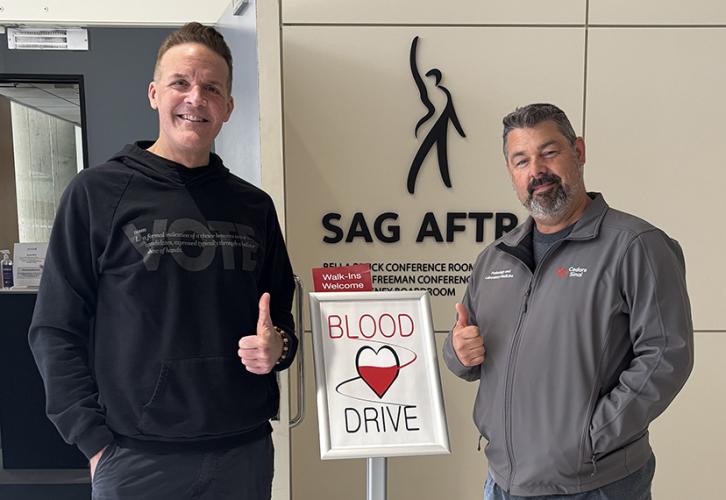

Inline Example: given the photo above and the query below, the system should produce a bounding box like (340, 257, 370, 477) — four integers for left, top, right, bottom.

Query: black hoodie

(29, 142, 297, 458)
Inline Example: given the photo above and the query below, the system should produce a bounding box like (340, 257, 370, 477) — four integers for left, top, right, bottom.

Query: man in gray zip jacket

(443, 103, 693, 499)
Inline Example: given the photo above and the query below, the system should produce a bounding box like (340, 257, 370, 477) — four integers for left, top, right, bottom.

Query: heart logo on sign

(355, 346, 401, 399)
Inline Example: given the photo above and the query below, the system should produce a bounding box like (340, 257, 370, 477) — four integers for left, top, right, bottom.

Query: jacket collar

(499, 192, 609, 247)
(568, 192, 609, 240)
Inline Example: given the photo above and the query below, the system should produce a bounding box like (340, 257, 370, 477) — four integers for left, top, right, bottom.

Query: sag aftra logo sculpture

(408, 36, 466, 195)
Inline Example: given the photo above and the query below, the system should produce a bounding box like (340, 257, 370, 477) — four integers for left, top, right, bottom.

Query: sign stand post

(366, 457, 387, 500)
(309, 284, 450, 499)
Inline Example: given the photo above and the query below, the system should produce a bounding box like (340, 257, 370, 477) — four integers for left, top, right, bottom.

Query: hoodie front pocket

(138, 356, 275, 438)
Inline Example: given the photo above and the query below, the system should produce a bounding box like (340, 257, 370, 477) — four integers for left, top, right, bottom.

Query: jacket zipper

(501, 239, 566, 492)
(503, 277, 532, 492)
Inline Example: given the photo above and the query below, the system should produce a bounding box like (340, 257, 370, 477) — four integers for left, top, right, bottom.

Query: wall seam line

(283, 23, 586, 28)
(590, 24, 726, 28)
(582, 0, 589, 139)
(277, 0, 290, 243)
(282, 23, 726, 29)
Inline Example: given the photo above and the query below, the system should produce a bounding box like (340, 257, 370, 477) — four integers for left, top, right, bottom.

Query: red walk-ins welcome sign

(311, 264, 373, 292)
(309, 290, 450, 459)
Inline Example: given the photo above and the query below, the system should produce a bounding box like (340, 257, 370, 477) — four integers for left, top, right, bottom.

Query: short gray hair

(502, 103, 577, 158)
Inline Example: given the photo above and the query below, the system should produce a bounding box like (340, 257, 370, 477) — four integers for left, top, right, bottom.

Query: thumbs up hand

(452, 303, 485, 367)
(238, 293, 283, 374)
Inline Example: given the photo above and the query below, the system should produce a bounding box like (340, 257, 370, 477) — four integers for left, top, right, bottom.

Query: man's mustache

(528, 174, 562, 197)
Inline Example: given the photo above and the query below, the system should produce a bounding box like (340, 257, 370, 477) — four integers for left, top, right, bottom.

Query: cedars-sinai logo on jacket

(556, 266, 588, 279)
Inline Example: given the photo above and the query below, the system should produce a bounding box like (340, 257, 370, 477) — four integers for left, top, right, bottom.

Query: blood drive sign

(309, 290, 450, 459)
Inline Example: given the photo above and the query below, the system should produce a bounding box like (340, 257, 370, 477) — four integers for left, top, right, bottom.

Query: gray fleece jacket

(443, 193, 694, 496)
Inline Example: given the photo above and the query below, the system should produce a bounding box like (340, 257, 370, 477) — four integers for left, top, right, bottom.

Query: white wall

(215, 0, 261, 187)
(0, 0, 230, 26)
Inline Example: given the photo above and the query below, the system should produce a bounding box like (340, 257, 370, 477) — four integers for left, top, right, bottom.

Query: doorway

(0, 74, 88, 251)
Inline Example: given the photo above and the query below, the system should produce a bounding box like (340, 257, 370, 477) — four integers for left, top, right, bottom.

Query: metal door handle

(289, 274, 305, 428)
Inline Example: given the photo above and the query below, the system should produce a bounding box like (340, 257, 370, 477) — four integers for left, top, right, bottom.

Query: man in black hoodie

(29, 23, 297, 500)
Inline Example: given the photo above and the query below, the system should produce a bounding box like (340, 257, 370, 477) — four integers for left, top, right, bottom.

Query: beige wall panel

(284, 26, 584, 500)
(284, 25, 585, 331)
(256, 0, 288, 230)
(284, 26, 584, 333)
(589, 0, 726, 25)
(649, 331, 726, 499)
(255, 2, 291, 496)
(282, 0, 585, 25)
(585, 28, 726, 331)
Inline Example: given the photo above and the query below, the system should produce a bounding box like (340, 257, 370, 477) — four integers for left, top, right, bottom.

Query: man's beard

(524, 173, 570, 221)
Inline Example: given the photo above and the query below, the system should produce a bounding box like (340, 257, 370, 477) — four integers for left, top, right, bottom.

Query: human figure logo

(408, 36, 466, 195)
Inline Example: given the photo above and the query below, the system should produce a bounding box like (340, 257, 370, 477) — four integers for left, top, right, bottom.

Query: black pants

(92, 435, 274, 500)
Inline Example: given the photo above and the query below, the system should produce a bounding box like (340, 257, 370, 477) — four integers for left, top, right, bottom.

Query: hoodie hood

(109, 141, 230, 187)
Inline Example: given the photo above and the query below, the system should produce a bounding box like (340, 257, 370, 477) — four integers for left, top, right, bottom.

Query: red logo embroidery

(556, 267, 568, 279)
